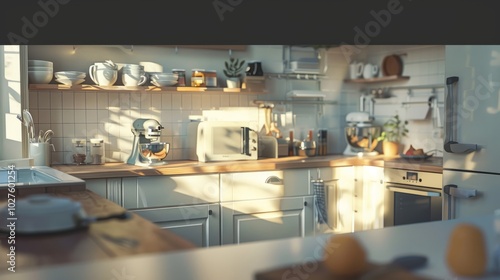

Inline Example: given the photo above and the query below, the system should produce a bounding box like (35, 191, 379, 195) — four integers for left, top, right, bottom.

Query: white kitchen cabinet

(311, 166, 355, 235)
(220, 196, 313, 245)
(220, 169, 314, 244)
(356, 166, 385, 230)
(84, 177, 124, 206)
(131, 203, 220, 247)
(121, 174, 220, 247)
(122, 174, 219, 209)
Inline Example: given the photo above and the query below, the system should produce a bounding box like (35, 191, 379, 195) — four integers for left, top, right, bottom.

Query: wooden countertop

(0, 190, 195, 272)
(52, 155, 443, 180)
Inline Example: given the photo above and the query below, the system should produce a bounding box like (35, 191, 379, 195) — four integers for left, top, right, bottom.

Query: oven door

(384, 183, 442, 227)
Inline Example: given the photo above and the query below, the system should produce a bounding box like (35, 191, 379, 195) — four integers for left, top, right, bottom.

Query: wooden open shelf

(29, 84, 267, 94)
(344, 75, 410, 83)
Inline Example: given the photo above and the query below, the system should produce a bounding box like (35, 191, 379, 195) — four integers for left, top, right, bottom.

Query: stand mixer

(343, 111, 381, 156)
(127, 118, 170, 166)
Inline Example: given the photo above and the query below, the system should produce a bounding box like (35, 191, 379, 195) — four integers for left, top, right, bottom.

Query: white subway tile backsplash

(181, 94, 192, 110)
(62, 93, 74, 109)
(97, 92, 108, 109)
(38, 110, 51, 123)
(151, 93, 162, 110)
(161, 92, 172, 109)
(191, 93, 202, 110)
(219, 95, 230, 108)
(85, 92, 97, 109)
(50, 91, 62, 109)
(229, 95, 239, 107)
(74, 92, 86, 109)
(62, 109, 75, 124)
(50, 109, 63, 123)
(62, 124, 75, 138)
(201, 94, 212, 109)
(29, 91, 38, 109)
(120, 92, 131, 109)
(108, 92, 120, 108)
(74, 110, 86, 123)
(172, 93, 182, 109)
(140, 92, 152, 110)
(86, 109, 98, 123)
(74, 124, 87, 137)
(38, 92, 51, 109)
(97, 110, 109, 123)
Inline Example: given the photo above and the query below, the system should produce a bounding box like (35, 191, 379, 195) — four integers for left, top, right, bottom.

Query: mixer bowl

(138, 142, 170, 163)
(345, 126, 381, 152)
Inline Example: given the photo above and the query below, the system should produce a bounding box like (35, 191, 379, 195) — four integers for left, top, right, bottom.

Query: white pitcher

(89, 61, 118, 86)
(349, 62, 364, 79)
(362, 63, 379, 79)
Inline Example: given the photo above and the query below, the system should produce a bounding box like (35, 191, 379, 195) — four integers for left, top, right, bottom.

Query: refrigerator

(442, 45, 500, 220)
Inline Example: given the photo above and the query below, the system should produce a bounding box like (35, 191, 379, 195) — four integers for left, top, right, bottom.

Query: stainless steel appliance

(187, 121, 258, 162)
(384, 168, 443, 227)
(343, 111, 381, 156)
(443, 46, 500, 220)
(126, 118, 169, 166)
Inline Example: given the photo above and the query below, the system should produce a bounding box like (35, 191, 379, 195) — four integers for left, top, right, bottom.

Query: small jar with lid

(72, 138, 87, 165)
(172, 69, 186, 86)
(205, 70, 217, 87)
(89, 138, 105, 165)
(191, 69, 205, 87)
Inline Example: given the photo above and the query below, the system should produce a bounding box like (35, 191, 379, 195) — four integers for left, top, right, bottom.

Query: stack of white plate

(54, 71, 86, 86)
(150, 72, 178, 87)
(28, 60, 54, 84)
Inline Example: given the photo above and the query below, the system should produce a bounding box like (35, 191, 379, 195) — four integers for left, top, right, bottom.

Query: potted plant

(377, 114, 409, 156)
(223, 57, 245, 88)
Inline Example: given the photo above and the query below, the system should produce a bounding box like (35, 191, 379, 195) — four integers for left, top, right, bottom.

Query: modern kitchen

(1, 44, 500, 279)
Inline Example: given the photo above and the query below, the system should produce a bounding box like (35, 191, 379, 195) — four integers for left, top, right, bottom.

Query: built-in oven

(384, 168, 443, 227)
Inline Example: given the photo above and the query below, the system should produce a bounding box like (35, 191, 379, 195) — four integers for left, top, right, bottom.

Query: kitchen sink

(0, 166, 85, 188)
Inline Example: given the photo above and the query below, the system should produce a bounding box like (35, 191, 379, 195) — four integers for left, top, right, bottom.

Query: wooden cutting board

(255, 260, 435, 280)
(382, 55, 403, 76)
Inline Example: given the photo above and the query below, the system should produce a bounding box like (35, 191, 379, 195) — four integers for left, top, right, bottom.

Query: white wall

(0, 45, 24, 161)
(26, 45, 445, 164)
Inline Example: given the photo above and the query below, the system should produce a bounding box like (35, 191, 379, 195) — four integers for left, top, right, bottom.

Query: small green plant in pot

(377, 114, 409, 156)
(223, 57, 245, 88)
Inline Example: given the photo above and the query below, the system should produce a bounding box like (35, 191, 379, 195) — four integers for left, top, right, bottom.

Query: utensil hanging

(22, 109, 34, 142)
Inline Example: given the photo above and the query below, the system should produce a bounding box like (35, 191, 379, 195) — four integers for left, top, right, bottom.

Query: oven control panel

(384, 168, 443, 189)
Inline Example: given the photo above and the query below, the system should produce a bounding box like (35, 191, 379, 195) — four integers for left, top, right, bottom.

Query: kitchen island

(0, 190, 195, 273)
(3, 211, 499, 279)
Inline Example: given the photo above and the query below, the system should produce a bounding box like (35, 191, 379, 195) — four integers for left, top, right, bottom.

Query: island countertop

(52, 154, 443, 179)
(4, 212, 498, 280)
(0, 190, 195, 273)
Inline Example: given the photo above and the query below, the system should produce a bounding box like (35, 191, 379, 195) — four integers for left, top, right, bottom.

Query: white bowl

(28, 70, 53, 84)
(150, 73, 178, 80)
(55, 71, 86, 79)
(28, 60, 53, 67)
(151, 79, 177, 87)
(28, 66, 53, 71)
(55, 78, 85, 86)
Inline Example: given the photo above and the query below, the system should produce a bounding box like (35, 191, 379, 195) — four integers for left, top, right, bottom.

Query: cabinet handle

(304, 201, 308, 206)
(265, 176, 283, 185)
(208, 210, 213, 215)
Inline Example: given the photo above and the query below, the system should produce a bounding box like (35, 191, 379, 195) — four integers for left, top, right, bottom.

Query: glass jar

(90, 138, 105, 165)
(172, 68, 186, 86)
(205, 70, 217, 87)
(72, 138, 87, 165)
(191, 69, 205, 87)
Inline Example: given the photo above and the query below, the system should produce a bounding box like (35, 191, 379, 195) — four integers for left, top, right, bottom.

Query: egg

(446, 223, 487, 277)
(323, 234, 368, 277)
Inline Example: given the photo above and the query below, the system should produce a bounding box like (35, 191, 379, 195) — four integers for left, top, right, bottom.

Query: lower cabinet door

(220, 196, 313, 245)
(131, 203, 220, 247)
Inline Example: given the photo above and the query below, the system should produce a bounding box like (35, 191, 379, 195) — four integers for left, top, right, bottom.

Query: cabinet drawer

(220, 169, 309, 202)
(123, 174, 220, 209)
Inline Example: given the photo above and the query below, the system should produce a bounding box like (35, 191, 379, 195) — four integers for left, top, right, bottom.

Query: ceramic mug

(362, 63, 379, 79)
(89, 66, 118, 86)
(349, 62, 364, 79)
(122, 71, 147, 86)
